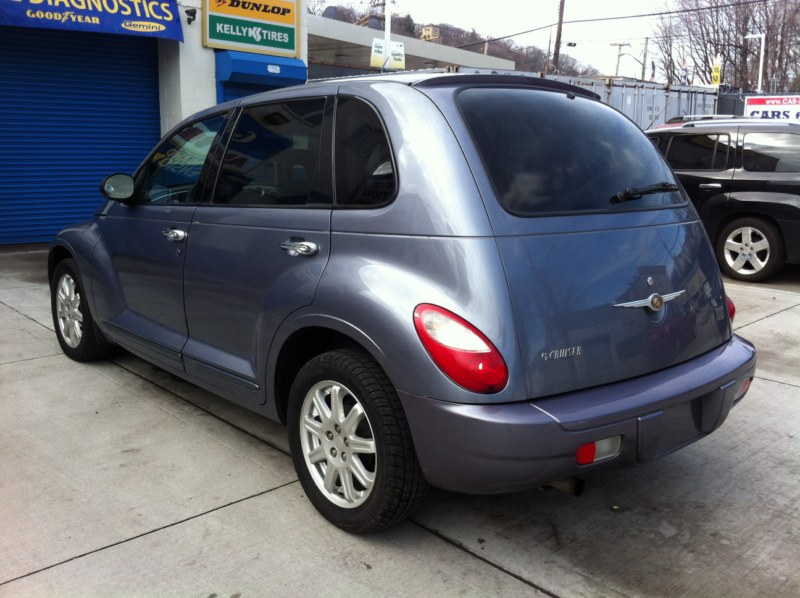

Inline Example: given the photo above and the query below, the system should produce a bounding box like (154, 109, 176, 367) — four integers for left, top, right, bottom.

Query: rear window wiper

(610, 181, 680, 204)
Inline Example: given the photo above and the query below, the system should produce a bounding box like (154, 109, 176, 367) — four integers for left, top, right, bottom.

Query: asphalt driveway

(1, 246, 798, 597)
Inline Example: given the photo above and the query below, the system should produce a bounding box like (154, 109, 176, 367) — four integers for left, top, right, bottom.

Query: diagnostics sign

(0, 0, 183, 40)
(203, 0, 298, 56)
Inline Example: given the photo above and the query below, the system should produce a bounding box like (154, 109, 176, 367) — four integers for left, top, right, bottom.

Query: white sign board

(744, 96, 800, 123)
(370, 38, 405, 70)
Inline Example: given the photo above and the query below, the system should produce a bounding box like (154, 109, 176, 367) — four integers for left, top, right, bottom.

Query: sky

(383, 0, 672, 78)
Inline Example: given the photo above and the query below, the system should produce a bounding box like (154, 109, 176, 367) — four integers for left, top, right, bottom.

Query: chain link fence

(308, 62, 380, 80)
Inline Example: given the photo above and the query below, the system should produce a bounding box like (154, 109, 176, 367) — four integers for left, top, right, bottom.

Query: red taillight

(413, 304, 508, 394)
(576, 443, 597, 465)
(726, 296, 736, 322)
(576, 437, 622, 465)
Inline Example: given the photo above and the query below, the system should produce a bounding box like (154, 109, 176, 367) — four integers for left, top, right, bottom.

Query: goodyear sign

(204, 0, 298, 57)
(0, 0, 183, 41)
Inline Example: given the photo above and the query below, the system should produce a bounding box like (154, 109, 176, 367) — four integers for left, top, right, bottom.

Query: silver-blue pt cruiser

(49, 73, 756, 532)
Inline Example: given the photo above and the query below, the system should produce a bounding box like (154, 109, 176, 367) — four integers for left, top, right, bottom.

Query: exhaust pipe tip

(541, 476, 585, 497)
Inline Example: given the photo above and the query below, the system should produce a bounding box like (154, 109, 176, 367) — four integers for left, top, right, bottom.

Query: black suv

(647, 120, 800, 281)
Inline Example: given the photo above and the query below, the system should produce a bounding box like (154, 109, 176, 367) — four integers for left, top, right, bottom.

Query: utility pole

(544, 26, 552, 75)
(611, 42, 631, 76)
(641, 37, 649, 81)
(367, 0, 392, 70)
(552, 0, 566, 73)
(382, 0, 391, 60)
(744, 32, 765, 93)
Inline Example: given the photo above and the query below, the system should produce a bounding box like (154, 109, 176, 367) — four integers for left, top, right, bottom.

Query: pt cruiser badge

(540, 345, 583, 361)
(614, 290, 686, 312)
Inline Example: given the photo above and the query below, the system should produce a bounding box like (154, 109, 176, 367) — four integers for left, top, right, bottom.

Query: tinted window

(137, 115, 226, 204)
(665, 134, 730, 170)
(458, 88, 679, 215)
(742, 132, 800, 172)
(214, 99, 329, 206)
(334, 97, 396, 207)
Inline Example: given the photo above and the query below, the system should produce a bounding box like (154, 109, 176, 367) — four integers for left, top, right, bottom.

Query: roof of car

(666, 114, 744, 122)
(232, 71, 601, 107)
(187, 72, 601, 132)
(647, 119, 800, 133)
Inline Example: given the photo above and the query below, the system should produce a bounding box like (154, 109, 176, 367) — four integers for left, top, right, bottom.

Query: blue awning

(0, 0, 183, 41)
(216, 51, 307, 88)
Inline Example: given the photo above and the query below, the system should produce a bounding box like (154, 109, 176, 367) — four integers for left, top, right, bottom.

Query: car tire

(51, 258, 115, 361)
(716, 217, 784, 282)
(288, 348, 428, 533)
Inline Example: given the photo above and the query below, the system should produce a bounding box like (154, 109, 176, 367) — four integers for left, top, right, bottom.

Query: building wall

(154, 1, 515, 134)
(156, 0, 312, 134)
(157, 0, 217, 134)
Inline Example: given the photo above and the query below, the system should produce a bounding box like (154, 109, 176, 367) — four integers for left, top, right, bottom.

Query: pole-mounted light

(744, 32, 765, 93)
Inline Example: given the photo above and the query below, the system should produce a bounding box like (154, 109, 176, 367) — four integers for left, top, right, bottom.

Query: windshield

(457, 87, 682, 215)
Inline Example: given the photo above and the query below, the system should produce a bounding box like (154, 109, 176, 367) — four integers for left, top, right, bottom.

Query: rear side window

(214, 99, 330, 207)
(334, 97, 396, 207)
(743, 132, 800, 172)
(665, 134, 731, 170)
(457, 88, 679, 215)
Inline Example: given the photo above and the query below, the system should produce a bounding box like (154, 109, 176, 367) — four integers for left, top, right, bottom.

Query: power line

(457, 0, 785, 49)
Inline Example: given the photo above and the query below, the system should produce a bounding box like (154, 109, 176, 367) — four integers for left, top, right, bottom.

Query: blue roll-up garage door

(0, 26, 161, 245)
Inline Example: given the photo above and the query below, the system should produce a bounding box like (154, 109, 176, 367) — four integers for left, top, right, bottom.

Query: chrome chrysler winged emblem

(614, 290, 685, 312)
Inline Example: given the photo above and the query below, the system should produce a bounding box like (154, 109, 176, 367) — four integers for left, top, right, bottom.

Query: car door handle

(162, 228, 187, 242)
(698, 183, 722, 190)
(280, 240, 319, 257)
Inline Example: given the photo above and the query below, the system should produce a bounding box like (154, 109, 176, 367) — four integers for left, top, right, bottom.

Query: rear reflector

(735, 377, 752, 401)
(726, 296, 736, 322)
(576, 436, 622, 465)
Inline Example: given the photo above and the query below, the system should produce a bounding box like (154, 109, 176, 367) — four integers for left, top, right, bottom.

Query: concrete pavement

(1, 246, 798, 597)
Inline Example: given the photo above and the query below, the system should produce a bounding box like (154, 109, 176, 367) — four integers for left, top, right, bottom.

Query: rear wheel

(51, 259, 115, 361)
(288, 349, 428, 533)
(716, 217, 784, 282)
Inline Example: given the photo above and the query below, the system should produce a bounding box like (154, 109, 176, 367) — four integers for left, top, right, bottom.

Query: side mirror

(100, 173, 135, 202)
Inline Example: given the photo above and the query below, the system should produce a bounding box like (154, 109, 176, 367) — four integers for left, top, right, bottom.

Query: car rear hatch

(452, 84, 733, 399)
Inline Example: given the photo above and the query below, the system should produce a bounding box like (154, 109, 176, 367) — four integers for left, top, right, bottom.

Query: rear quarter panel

(300, 81, 525, 404)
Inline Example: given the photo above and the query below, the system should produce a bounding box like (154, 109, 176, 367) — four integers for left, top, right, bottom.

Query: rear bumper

(399, 335, 756, 494)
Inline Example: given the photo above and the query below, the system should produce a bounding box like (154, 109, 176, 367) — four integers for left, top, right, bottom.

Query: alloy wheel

(298, 380, 377, 508)
(55, 273, 83, 349)
(722, 225, 771, 277)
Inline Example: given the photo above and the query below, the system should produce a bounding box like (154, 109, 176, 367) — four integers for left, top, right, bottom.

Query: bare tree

(307, 1, 326, 15)
(654, 0, 800, 91)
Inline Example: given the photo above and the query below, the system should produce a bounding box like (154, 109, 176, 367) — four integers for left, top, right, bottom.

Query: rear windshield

(457, 88, 682, 215)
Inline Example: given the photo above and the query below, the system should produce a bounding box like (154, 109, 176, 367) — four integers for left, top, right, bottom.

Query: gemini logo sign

(203, 0, 297, 56)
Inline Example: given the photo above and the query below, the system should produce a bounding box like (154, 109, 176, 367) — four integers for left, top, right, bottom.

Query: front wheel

(51, 258, 115, 361)
(288, 349, 428, 533)
(716, 217, 784, 282)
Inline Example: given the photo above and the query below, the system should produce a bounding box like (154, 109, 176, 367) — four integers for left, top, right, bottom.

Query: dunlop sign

(0, 0, 183, 40)
(204, 0, 298, 56)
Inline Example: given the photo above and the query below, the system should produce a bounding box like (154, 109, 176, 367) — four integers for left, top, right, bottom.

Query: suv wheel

(51, 259, 115, 361)
(716, 217, 784, 282)
(288, 349, 428, 533)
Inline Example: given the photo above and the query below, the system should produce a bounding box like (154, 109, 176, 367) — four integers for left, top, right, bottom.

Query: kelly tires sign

(744, 96, 800, 123)
(203, 0, 298, 57)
